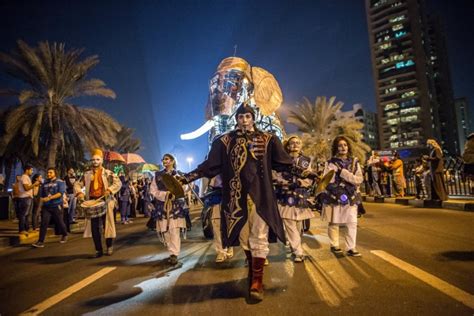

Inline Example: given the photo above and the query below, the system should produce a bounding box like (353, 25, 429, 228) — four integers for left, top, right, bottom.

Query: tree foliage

(0, 40, 120, 172)
(288, 96, 371, 165)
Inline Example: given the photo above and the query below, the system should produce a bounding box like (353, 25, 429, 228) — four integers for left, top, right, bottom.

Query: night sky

(1, 0, 473, 171)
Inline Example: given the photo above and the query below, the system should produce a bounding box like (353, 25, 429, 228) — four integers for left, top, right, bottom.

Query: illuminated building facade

(365, 0, 441, 156)
(455, 97, 471, 152)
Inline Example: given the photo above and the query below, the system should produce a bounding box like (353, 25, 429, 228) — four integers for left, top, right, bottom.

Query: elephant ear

(251, 67, 283, 115)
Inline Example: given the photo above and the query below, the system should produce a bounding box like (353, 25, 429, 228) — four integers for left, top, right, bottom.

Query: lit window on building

(395, 31, 407, 38)
(384, 103, 399, 111)
(390, 142, 400, 148)
(379, 42, 392, 50)
(396, 60, 414, 69)
(384, 87, 398, 94)
(400, 107, 420, 115)
(381, 58, 390, 64)
(386, 111, 398, 117)
(387, 118, 400, 125)
(400, 99, 417, 107)
(404, 140, 418, 146)
(401, 90, 416, 98)
(389, 15, 405, 23)
(389, 135, 399, 141)
(392, 24, 403, 31)
(401, 115, 418, 122)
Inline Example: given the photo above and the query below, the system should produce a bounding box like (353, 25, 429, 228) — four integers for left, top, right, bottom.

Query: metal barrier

(405, 157, 473, 197)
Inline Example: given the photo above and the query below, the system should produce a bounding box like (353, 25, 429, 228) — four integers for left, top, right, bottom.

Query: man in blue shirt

(32, 168, 68, 248)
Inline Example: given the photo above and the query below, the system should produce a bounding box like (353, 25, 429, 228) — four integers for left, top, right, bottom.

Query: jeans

(119, 200, 130, 222)
(39, 205, 68, 242)
(16, 198, 31, 232)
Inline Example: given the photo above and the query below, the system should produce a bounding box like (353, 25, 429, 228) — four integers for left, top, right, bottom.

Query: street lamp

(186, 157, 193, 170)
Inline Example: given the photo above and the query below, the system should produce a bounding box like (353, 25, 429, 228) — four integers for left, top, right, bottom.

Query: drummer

(75, 149, 121, 258)
(273, 135, 316, 262)
(150, 153, 189, 265)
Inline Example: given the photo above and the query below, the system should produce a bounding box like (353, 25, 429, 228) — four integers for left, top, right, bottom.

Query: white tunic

(321, 159, 363, 224)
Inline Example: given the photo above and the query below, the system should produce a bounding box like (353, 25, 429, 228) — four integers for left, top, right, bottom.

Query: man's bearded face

(91, 156, 103, 168)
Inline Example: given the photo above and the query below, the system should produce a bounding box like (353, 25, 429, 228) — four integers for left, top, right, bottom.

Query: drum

(81, 199, 106, 219)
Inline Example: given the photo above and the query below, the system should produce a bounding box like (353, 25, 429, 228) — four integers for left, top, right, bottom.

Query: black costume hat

(235, 103, 255, 120)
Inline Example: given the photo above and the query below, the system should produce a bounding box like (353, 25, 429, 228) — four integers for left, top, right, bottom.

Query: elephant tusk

(180, 120, 215, 140)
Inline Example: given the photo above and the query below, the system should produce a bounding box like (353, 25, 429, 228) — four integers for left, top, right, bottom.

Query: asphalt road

(0, 203, 473, 316)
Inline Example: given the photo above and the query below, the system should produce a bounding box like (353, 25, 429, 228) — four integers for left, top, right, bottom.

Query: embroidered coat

(185, 129, 293, 247)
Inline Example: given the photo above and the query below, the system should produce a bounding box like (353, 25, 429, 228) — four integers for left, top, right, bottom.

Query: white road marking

(371, 250, 474, 309)
(21, 267, 117, 315)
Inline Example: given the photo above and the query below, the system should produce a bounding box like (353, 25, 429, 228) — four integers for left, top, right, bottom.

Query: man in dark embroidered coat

(181, 104, 293, 302)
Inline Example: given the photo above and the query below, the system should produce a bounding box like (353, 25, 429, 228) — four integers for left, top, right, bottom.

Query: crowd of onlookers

(2, 165, 201, 237)
(364, 136, 474, 200)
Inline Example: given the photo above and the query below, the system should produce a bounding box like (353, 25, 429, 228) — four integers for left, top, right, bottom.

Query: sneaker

(293, 255, 305, 263)
(121, 221, 128, 225)
(330, 246, 343, 254)
(168, 255, 178, 265)
(106, 247, 113, 256)
(226, 248, 234, 259)
(127, 219, 133, 224)
(32, 242, 45, 248)
(347, 249, 362, 257)
(60, 235, 68, 244)
(215, 252, 226, 263)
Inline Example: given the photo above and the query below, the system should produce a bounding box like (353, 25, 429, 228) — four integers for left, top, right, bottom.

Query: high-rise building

(336, 104, 380, 150)
(365, 0, 443, 158)
(454, 97, 471, 152)
(426, 15, 459, 155)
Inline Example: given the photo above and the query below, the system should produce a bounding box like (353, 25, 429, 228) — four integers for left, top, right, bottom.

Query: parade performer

(150, 153, 189, 266)
(274, 135, 315, 262)
(75, 149, 121, 258)
(179, 104, 293, 302)
(321, 136, 363, 257)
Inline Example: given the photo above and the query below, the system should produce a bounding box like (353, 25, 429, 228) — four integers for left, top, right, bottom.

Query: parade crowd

(3, 104, 474, 303)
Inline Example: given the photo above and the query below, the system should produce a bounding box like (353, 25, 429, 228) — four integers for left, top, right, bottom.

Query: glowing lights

(396, 60, 414, 68)
(180, 120, 214, 140)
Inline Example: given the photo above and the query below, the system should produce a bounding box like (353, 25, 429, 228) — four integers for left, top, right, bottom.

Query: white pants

(328, 222, 357, 250)
(163, 227, 181, 256)
(238, 199, 270, 258)
(283, 219, 303, 256)
(212, 218, 229, 255)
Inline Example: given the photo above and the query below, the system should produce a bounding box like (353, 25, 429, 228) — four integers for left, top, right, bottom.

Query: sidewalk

(362, 195, 474, 212)
(0, 219, 85, 250)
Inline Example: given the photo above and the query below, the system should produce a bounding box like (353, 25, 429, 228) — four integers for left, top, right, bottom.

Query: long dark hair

(331, 136, 353, 157)
(162, 153, 177, 169)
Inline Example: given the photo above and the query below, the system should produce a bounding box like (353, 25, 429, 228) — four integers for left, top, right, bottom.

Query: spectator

(16, 165, 40, 235)
(118, 176, 131, 224)
(389, 152, 406, 197)
(413, 159, 426, 199)
(424, 139, 448, 201)
(367, 151, 382, 197)
(462, 133, 474, 193)
(64, 168, 78, 224)
(32, 168, 68, 248)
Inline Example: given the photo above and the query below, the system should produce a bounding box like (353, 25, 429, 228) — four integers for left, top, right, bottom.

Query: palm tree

(288, 96, 371, 165)
(108, 125, 142, 153)
(0, 40, 119, 168)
